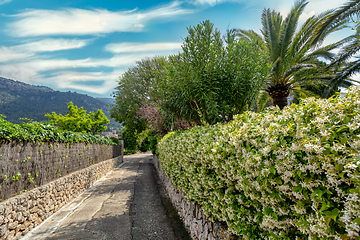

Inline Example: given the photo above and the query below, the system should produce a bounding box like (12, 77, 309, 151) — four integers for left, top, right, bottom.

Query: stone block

(8, 221, 18, 230)
(0, 223, 8, 237)
(5, 230, 15, 240)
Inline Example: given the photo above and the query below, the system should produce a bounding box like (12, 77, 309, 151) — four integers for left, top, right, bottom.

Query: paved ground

(22, 153, 190, 240)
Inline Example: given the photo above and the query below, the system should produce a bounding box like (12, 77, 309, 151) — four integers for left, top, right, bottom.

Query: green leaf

(264, 207, 274, 215)
(335, 164, 344, 171)
(337, 126, 349, 133)
(350, 188, 360, 194)
(324, 208, 340, 221)
(304, 176, 312, 183)
(341, 137, 348, 145)
(353, 218, 360, 225)
(298, 221, 309, 227)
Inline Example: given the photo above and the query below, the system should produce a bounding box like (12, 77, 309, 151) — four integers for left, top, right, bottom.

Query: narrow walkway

(22, 154, 190, 240)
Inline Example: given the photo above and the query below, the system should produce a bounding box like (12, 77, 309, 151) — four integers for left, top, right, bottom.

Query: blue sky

(0, 0, 351, 98)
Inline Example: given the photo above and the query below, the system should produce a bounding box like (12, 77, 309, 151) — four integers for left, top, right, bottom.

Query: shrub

(158, 86, 360, 239)
(110, 137, 121, 146)
(0, 115, 114, 145)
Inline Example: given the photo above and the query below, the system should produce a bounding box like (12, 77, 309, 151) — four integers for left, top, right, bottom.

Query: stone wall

(0, 156, 122, 240)
(153, 155, 237, 240)
(0, 142, 121, 201)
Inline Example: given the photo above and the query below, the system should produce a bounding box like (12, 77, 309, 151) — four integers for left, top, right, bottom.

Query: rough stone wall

(0, 156, 122, 240)
(153, 155, 236, 240)
(0, 142, 121, 201)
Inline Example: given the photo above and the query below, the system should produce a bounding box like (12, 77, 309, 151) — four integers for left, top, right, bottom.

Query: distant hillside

(0, 77, 121, 131)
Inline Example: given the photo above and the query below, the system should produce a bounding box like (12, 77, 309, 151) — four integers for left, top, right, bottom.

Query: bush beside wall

(158, 87, 360, 239)
(153, 155, 235, 240)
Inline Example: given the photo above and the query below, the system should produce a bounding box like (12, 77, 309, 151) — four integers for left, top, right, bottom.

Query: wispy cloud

(17, 38, 90, 52)
(0, 0, 11, 6)
(190, 0, 275, 7)
(105, 42, 182, 53)
(17, 53, 157, 71)
(0, 47, 32, 63)
(0, 51, 159, 92)
(47, 71, 122, 94)
(0, 38, 90, 62)
(8, 2, 193, 37)
(191, 0, 225, 6)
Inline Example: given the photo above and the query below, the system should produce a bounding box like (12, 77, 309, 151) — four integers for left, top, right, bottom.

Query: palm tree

(237, 0, 347, 109)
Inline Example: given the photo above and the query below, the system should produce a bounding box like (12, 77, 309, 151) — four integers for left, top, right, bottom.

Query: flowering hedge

(157, 87, 360, 239)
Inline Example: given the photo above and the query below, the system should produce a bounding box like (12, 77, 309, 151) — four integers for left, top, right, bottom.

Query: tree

(111, 56, 189, 144)
(110, 57, 174, 150)
(45, 101, 109, 134)
(157, 20, 270, 125)
(110, 56, 167, 124)
(238, 0, 349, 109)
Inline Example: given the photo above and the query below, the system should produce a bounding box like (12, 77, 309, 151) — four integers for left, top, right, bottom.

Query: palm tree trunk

(268, 86, 290, 110)
(272, 96, 288, 109)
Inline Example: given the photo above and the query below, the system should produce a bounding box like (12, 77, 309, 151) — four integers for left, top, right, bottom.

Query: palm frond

(313, 0, 360, 44)
(279, 0, 308, 59)
(261, 9, 282, 62)
(334, 58, 360, 80)
(234, 29, 266, 50)
(331, 33, 360, 66)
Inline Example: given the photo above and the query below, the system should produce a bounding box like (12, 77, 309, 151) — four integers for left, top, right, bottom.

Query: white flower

(345, 163, 358, 170)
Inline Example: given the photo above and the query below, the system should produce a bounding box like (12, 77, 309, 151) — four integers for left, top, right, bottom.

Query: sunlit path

(22, 153, 190, 240)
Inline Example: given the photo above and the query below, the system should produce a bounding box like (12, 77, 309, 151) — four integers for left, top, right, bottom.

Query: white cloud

(0, 47, 32, 63)
(191, 0, 226, 6)
(17, 38, 90, 52)
(0, 0, 11, 6)
(105, 42, 182, 53)
(8, 2, 193, 37)
(190, 0, 287, 7)
(0, 64, 39, 83)
(0, 51, 159, 84)
(45, 71, 122, 95)
(0, 38, 89, 63)
(18, 54, 156, 71)
(299, 10, 316, 22)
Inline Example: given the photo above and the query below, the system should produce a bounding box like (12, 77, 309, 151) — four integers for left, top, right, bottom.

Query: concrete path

(22, 153, 190, 240)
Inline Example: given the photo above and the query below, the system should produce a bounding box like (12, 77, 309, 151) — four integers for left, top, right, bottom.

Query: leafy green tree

(111, 56, 172, 149)
(110, 56, 167, 124)
(45, 101, 109, 134)
(120, 110, 147, 153)
(238, 0, 349, 109)
(158, 20, 270, 125)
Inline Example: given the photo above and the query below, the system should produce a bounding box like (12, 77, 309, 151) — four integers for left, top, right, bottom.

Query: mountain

(0, 77, 121, 131)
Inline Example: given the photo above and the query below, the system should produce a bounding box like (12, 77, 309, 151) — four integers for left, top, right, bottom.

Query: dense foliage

(110, 57, 170, 152)
(158, 86, 360, 239)
(110, 57, 166, 125)
(158, 20, 270, 125)
(0, 115, 114, 145)
(45, 101, 110, 134)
